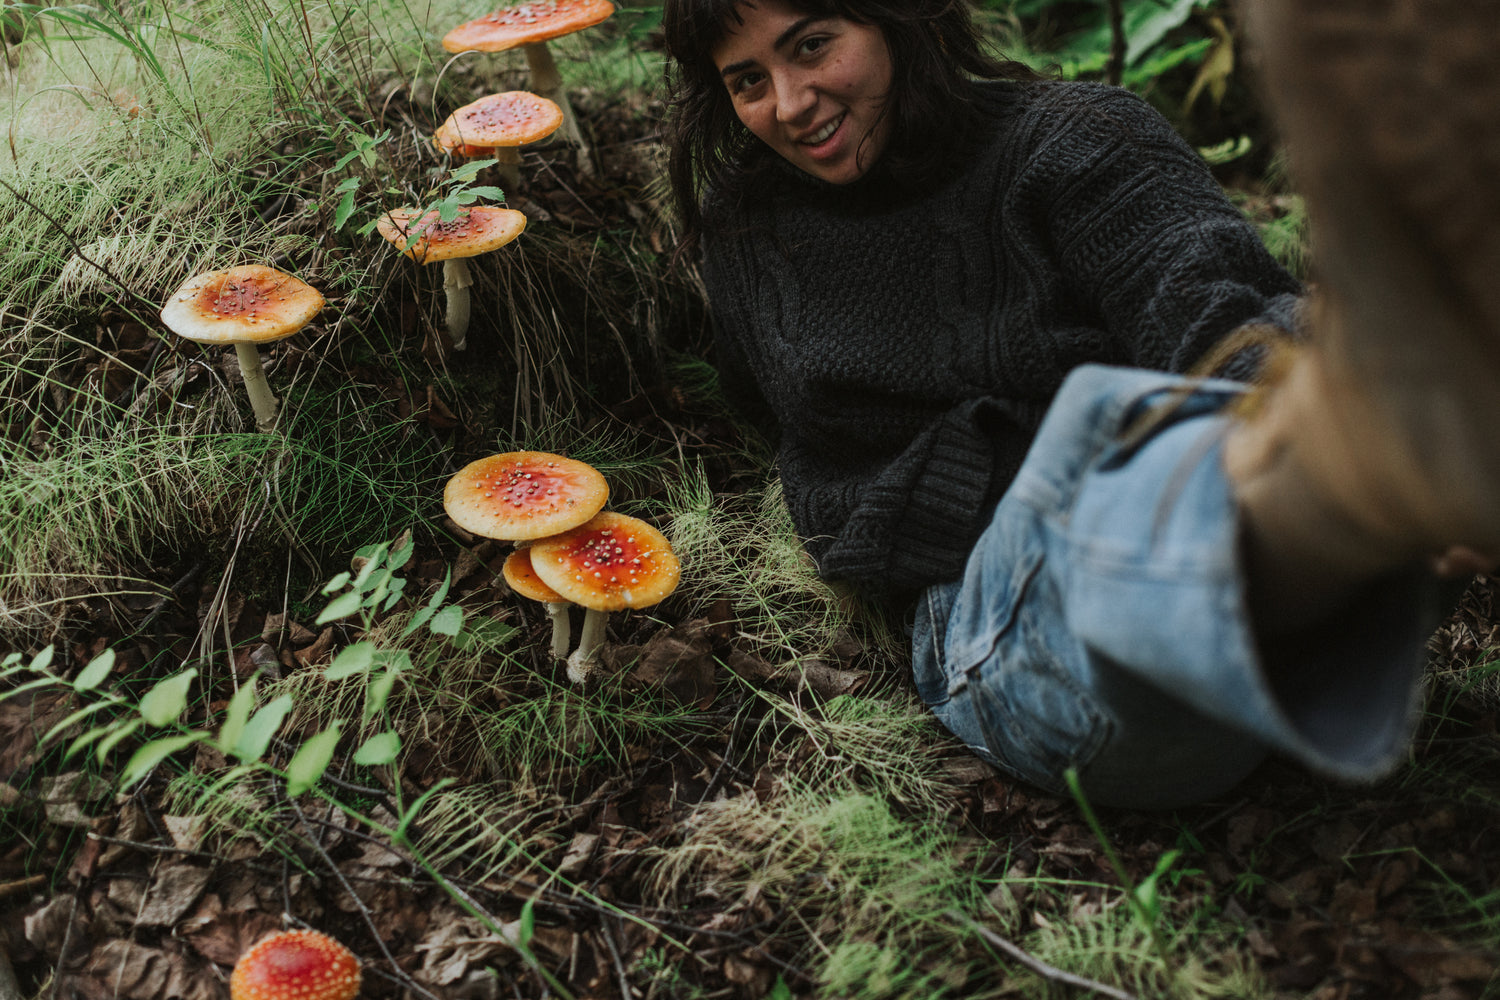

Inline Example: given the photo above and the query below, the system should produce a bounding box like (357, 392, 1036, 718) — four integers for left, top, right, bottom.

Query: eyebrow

(718, 15, 824, 80)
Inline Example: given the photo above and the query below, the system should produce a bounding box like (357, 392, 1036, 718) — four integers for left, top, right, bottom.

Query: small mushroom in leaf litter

(530, 510, 681, 683)
(230, 929, 360, 1000)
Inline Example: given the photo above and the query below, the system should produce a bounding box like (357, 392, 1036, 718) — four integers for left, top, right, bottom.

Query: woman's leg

(1226, 0, 1500, 627)
(912, 366, 1440, 810)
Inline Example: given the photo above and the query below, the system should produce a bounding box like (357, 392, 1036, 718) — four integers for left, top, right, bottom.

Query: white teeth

(804, 115, 843, 144)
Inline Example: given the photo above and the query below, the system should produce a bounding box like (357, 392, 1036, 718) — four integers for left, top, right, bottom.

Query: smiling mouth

(800, 114, 845, 145)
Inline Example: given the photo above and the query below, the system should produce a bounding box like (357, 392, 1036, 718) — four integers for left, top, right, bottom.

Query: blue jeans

(912, 365, 1442, 809)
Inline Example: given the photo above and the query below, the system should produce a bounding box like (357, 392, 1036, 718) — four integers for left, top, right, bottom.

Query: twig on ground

(48, 894, 80, 1000)
(0, 875, 47, 901)
(598, 919, 632, 1000)
(285, 796, 442, 1000)
(948, 910, 1139, 1000)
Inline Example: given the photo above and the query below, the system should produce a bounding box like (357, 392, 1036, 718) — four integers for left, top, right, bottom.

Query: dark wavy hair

(661, 0, 1040, 254)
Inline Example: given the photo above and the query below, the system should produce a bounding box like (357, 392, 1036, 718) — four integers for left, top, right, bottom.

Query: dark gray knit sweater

(699, 80, 1303, 599)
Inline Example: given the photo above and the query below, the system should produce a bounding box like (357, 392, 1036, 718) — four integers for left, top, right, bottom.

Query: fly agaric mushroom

(160, 265, 324, 432)
(503, 546, 573, 658)
(530, 510, 681, 684)
(230, 929, 360, 1000)
(442, 0, 614, 159)
(434, 90, 563, 192)
(443, 450, 608, 541)
(376, 205, 525, 351)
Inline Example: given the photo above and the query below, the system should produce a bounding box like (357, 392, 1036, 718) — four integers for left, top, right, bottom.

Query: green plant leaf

(139, 669, 196, 727)
(29, 645, 54, 672)
(73, 648, 115, 691)
(318, 589, 362, 624)
(121, 733, 205, 787)
(394, 777, 455, 842)
(44, 697, 126, 749)
(217, 678, 259, 755)
(286, 721, 343, 796)
(65, 722, 114, 761)
(353, 730, 401, 765)
(234, 695, 294, 761)
(334, 184, 359, 231)
(402, 569, 454, 638)
(365, 668, 397, 721)
(387, 534, 415, 569)
(449, 159, 495, 183)
(321, 570, 351, 595)
(95, 717, 145, 762)
(381, 576, 408, 612)
(325, 641, 376, 680)
(430, 605, 465, 637)
(517, 896, 536, 948)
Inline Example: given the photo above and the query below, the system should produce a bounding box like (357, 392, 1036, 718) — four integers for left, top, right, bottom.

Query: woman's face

(710, 0, 894, 185)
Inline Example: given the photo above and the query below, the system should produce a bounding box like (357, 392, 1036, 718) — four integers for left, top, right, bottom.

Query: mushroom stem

(565, 608, 608, 684)
(522, 41, 592, 172)
(442, 257, 473, 351)
(233, 341, 281, 432)
(545, 600, 572, 659)
(494, 146, 523, 194)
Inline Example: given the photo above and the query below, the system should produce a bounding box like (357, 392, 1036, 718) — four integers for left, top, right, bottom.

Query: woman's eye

(797, 35, 829, 57)
(731, 72, 764, 94)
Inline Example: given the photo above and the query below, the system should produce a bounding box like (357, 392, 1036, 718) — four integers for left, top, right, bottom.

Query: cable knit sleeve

(1022, 85, 1303, 373)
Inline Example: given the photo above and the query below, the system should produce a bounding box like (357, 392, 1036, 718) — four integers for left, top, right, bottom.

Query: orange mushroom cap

(503, 547, 567, 603)
(443, 0, 615, 53)
(375, 206, 527, 264)
(444, 451, 608, 541)
(161, 265, 324, 345)
(230, 930, 360, 1000)
(530, 510, 681, 612)
(434, 91, 563, 153)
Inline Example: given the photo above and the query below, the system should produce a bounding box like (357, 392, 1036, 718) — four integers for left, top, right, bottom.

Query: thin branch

(599, 919, 633, 1000)
(949, 911, 1139, 1000)
(285, 796, 443, 1000)
(1106, 0, 1126, 86)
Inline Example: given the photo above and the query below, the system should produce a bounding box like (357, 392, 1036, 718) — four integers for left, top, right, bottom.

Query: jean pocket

(956, 590, 1112, 793)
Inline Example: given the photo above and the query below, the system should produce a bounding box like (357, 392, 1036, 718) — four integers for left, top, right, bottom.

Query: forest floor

(2, 6, 1499, 999)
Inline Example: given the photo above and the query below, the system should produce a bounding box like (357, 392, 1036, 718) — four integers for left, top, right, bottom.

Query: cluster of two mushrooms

(442, 0, 615, 162)
(444, 451, 679, 684)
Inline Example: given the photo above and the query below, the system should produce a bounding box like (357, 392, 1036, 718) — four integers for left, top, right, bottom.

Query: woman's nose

(773, 70, 816, 124)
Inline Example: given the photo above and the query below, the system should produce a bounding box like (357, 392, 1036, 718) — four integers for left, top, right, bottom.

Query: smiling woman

(709, 0, 893, 185)
(660, 0, 1500, 810)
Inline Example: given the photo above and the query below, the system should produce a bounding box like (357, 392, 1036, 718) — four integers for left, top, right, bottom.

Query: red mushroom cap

(529, 510, 680, 612)
(434, 91, 563, 153)
(503, 546, 567, 603)
(443, 0, 615, 54)
(444, 451, 608, 540)
(375, 206, 527, 264)
(161, 265, 324, 345)
(229, 929, 360, 1000)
